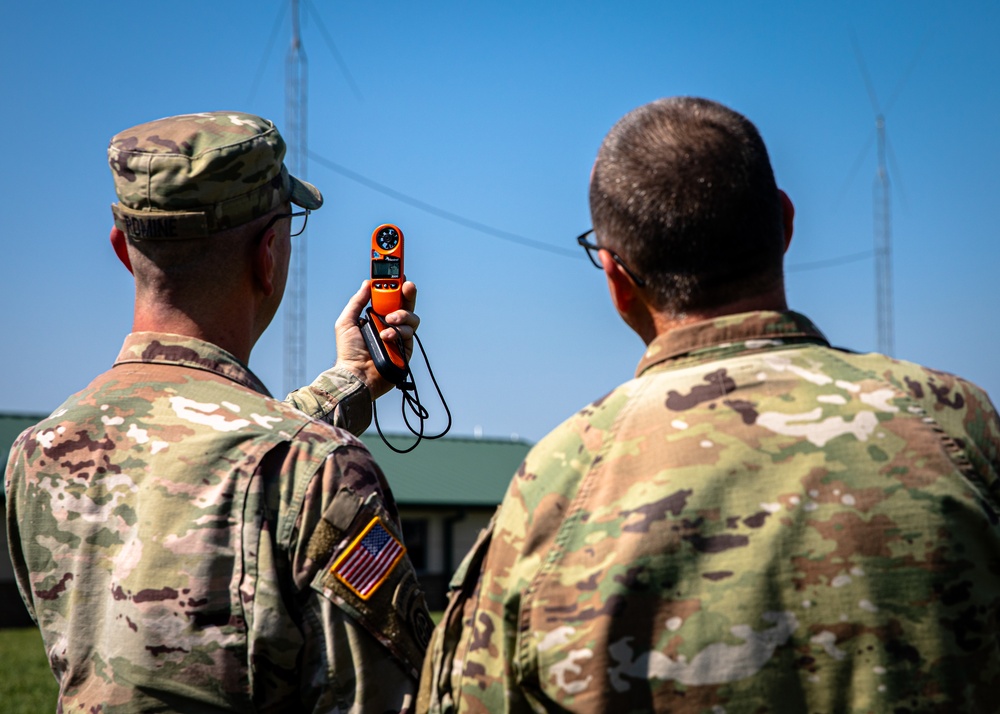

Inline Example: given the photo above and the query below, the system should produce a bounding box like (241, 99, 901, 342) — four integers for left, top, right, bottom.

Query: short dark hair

(589, 97, 786, 314)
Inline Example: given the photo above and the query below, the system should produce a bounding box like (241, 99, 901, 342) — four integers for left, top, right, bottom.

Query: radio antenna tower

(850, 30, 929, 357)
(851, 35, 895, 356)
(872, 113, 893, 356)
(284, 0, 308, 394)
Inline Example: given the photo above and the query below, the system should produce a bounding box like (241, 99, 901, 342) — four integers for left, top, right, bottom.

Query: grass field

(0, 628, 58, 713)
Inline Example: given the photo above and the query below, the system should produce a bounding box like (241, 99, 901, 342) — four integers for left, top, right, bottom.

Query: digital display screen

(372, 260, 400, 279)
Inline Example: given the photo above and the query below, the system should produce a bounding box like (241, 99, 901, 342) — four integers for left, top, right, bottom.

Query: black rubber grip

(359, 306, 408, 385)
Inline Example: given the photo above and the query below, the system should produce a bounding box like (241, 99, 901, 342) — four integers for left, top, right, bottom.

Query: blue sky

(2, 1, 997, 443)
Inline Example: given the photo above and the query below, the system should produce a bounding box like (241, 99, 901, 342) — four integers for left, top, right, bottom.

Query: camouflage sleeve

(873, 361, 1000, 502)
(4, 429, 37, 625)
(417, 512, 499, 714)
(284, 365, 373, 437)
(943, 376, 1000, 501)
(930, 375, 1000, 492)
(281, 443, 432, 712)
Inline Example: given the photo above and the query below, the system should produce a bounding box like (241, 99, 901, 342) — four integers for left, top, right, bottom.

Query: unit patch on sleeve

(330, 516, 406, 600)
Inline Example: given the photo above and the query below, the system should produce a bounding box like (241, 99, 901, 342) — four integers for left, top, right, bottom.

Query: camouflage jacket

(5, 332, 432, 713)
(419, 310, 1000, 713)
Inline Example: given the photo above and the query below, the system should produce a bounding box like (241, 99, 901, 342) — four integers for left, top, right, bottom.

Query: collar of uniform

(114, 332, 271, 396)
(635, 310, 830, 378)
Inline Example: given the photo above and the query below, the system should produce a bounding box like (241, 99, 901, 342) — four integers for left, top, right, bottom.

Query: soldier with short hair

(418, 97, 1000, 712)
(6, 111, 432, 712)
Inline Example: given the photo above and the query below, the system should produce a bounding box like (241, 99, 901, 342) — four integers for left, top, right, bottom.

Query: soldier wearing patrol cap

(419, 97, 1000, 712)
(6, 111, 432, 712)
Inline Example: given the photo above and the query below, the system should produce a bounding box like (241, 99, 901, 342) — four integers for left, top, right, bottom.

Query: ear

(599, 248, 639, 315)
(779, 189, 795, 252)
(253, 227, 277, 296)
(110, 227, 133, 274)
(599, 248, 659, 343)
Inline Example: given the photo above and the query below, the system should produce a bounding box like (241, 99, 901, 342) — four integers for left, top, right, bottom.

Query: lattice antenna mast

(873, 114, 893, 356)
(853, 34, 895, 357)
(284, 0, 308, 394)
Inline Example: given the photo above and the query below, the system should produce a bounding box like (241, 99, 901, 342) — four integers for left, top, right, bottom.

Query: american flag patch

(331, 517, 406, 600)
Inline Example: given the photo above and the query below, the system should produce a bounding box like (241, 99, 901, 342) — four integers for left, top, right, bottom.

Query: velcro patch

(330, 516, 406, 600)
(111, 204, 210, 240)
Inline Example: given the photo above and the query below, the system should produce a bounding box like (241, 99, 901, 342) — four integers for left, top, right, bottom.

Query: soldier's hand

(334, 280, 419, 399)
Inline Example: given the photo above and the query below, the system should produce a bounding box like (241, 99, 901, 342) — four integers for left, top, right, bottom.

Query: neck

(640, 289, 788, 345)
(131, 296, 257, 363)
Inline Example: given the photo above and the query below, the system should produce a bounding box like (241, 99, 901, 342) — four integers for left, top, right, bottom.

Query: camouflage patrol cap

(108, 111, 322, 240)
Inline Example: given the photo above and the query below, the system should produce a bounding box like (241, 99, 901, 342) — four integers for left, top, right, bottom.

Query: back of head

(589, 97, 785, 315)
(107, 111, 323, 294)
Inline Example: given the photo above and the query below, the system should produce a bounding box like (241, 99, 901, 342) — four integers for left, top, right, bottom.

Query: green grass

(0, 628, 58, 713)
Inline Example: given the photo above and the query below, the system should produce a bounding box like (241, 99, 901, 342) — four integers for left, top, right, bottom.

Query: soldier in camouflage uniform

(418, 97, 1000, 712)
(5, 112, 433, 712)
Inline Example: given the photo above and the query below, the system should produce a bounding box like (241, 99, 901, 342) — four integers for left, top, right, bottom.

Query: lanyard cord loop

(371, 323, 452, 454)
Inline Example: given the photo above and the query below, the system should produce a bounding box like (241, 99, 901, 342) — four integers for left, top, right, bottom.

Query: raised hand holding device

(360, 223, 407, 385)
(357, 222, 452, 453)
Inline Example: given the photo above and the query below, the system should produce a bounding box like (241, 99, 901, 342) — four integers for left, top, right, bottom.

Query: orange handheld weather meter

(370, 224, 404, 314)
(359, 224, 408, 385)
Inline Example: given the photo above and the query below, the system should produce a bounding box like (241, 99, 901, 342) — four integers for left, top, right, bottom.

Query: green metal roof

(360, 433, 532, 507)
(1, 411, 531, 507)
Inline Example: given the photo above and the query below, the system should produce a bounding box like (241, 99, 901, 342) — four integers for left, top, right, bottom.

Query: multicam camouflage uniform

(6, 334, 432, 712)
(419, 311, 1000, 713)
(5, 112, 431, 713)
